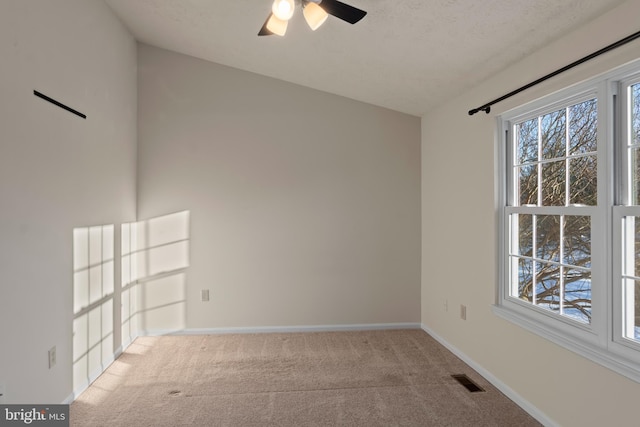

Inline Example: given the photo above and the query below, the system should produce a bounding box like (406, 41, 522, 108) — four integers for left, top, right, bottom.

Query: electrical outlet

(48, 346, 56, 369)
(460, 305, 467, 320)
(0, 383, 6, 404)
(201, 289, 210, 302)
(444, 299, 448, 312)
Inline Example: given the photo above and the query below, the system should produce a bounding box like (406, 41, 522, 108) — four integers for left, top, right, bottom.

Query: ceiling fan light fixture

(271, 0, 295, 21)
(303, 2, 328, 31)
(266, 14, 288, 36)
(258, 0, 367, 37)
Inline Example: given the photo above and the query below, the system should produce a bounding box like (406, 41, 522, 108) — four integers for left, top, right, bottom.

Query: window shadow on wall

(72, 224, 115, 393)
(72, 211, 190, 397)
(131, 210, 190, 334)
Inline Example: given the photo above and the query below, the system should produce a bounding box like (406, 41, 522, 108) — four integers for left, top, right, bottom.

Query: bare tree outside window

(511, 99, 597, 323)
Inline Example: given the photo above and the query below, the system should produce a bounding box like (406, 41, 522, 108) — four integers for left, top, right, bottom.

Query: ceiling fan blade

(319, 0, 366, 24)
(258, 13, 274, 36)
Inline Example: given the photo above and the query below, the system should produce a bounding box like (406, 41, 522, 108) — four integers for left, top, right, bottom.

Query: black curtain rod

(34, 90, 86, 119)
(468, 29, 640, 116)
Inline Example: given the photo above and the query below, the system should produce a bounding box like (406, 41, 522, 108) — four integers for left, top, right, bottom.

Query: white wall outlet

(48, 346, 56, 369)
(460, 304, 467, 320)
(0, 383, 6, 403)
(201, 289, 210, 302)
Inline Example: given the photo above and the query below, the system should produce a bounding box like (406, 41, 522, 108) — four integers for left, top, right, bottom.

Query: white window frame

(495, 59, 640, 382)
(611, 72, 640, 363)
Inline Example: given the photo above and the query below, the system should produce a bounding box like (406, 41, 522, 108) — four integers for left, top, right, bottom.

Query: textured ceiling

(105, 0, 626, 116)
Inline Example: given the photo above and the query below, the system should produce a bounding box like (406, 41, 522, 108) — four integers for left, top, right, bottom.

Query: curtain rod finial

(468, 106, 491, 116)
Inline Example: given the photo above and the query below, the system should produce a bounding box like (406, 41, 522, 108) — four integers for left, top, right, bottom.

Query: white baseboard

(420, 324, 557, 427)
(141, 322, 421, 336)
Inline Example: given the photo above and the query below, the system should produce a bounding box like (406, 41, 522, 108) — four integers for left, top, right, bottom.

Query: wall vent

(451, 374, 485, 392)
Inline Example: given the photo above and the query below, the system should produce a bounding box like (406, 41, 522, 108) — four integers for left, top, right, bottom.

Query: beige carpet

(71, 329, 541, 426)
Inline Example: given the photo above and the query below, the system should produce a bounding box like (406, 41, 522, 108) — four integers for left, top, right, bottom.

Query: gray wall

(0, 0, 137, 403)
(137, 45, 422, 331)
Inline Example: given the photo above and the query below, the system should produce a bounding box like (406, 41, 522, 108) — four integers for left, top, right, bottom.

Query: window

(497, 61, 640, 381)
(509, 98, 597, 323)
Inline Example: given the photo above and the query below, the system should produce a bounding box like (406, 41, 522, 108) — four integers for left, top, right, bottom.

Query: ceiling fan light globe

(266, 14, 288, 36)
(303, 2, 328, 31)
(272, 0, 295, 21)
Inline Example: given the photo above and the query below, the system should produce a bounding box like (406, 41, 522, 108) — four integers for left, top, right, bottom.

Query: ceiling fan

(258, 0, 367, 36)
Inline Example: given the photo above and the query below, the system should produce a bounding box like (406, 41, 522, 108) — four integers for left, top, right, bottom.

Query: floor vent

(451, 374, 485, 392)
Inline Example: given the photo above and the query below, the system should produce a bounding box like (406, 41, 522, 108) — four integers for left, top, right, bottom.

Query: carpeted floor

(71, 329, 541, 426)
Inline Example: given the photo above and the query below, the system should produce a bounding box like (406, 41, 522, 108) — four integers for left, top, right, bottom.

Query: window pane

(563, 268, 591, 323)
(631, 84, 640, 204)
(536, 261, 560, 313)
(631, 148, 640, 205)
(622, 217, 640, 339)
(569, 156, 597, 205)
(629, 216, 640, 278)
(623, 279, 640, 341)
(632, 83, 640, 146)
(563, 216, 591, 268)
(517, 118, 538, 165)
(635, 281, 639, 341)
(516, 257, 533, 301)
(541, 161, 566, 206)
(536, 215, 560, 262)
(622, 215, 640, 280)
(569, 98, 597, 155)
(518, 214, 533, 257)
(541, 109, 566, 159)
(518, 164, 538, 205)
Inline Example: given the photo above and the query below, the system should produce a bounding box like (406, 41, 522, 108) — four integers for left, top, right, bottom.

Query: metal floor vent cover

(451, 374, 485, 392)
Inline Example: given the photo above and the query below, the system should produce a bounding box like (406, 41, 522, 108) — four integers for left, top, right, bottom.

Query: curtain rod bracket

(468, 106, 490, 115)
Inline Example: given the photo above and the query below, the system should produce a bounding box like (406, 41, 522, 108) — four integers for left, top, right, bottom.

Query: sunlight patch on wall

(138, 210, 190, 277)
(72, 225, 115, 393)
(140, 273, 187, 331)
(72, 211, 190, 397)
(135, 211, 190, 333)
(121, 222, 140, 347)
